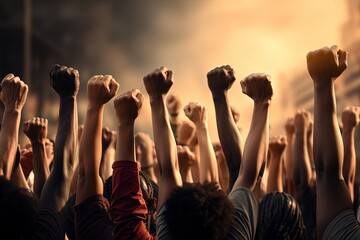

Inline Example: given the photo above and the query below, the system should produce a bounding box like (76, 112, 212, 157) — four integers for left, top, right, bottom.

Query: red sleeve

(112, 161, 156, 240)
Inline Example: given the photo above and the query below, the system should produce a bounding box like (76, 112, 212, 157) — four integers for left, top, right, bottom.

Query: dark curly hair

(164, 182, 234, 240)
(255, 192, 306, 240)
(0, 176, 38, 239)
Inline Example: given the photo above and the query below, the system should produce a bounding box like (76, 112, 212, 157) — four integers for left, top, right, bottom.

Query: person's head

(255, 192, 305, 240)
(0, 177, 38, 239)
(164, 182, 234, 240)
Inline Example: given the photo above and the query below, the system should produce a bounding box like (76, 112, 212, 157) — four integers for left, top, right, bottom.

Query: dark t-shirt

(31, 207, 65, 240)
(322, 209, 360, 239)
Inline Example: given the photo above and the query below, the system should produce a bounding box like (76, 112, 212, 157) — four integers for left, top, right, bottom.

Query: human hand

(183, 102, 207, 126)
(23, 117, 48, 143)
(177, 145, 196, 169)
(0, 74, 28, 111)
(143, 66, 174, 100)
(166, 93, 182, 116)
(207, 65, 235, 95)
(176, 120, 195, 145)
(306, 45, 347, 85)
(87, 75, 119, 108)
(240, 73, 273, 103)
(269, 135, 287, 157)
(285, 118, 295, 135)
(49, 64, 80, 97)
(341, 106, 360, 129)
(114, 89, 144, 125)
(294, 110, 312, 133)
(102, 127, 117, 151)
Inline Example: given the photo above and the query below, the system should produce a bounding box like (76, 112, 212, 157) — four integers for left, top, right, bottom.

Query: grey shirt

(322, 209, 360, 240)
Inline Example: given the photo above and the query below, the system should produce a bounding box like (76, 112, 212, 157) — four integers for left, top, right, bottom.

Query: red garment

(112, 161, 156, 240)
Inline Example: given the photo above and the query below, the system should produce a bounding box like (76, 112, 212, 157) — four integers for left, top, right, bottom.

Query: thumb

(109, 78, 120, 96)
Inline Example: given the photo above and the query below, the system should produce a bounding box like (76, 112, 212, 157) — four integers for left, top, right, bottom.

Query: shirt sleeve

(112, 161, 156, 240)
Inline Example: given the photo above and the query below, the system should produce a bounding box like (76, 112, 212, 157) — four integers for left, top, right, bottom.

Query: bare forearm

(116, 123, 135, 162)
(342, 127, 356, 201)
(212, 93, 242, 189)
(196, 124, 219, 183)
(0, 110, 21, 179)
(31, 141, 50, 198)
(267, 154, 284, 192)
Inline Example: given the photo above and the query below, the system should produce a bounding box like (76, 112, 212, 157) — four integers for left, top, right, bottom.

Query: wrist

(30, 139, 46, 146)
(87, 103, 105, 112)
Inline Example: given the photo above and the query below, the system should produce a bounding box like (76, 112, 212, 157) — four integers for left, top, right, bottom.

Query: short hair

(164, 182, 234, 240)
(255, 192, 306, 240)
(0, 177, 38, 239)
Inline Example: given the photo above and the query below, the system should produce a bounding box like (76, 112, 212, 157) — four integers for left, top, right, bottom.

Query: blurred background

(1, 0, 360, 143)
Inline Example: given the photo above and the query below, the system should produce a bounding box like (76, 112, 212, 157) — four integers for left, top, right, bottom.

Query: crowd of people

(0, 45, 360, 239)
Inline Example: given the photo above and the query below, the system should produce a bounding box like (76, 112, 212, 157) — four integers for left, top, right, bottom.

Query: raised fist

(23, 117, 48, 143)
(341, 106, 360, 129)
(240, 73, 273, 103)
(49, 64, 80, 97)
(1, 74, 28, 111)
(143, 66, 174, 100)
(294, 110, 312, 133)
(284, 117, 295, 135)
(207, 65, 236, 95)
(113, 89, 144, 124)
(176, 120, 195, 145)
(102, 127, 116, 151)
(87, 75, 119, 107)
(306, 45, 347, 84)
(166, 93, 182, 116)
(177, 145, 196, 169)
(183, 102, 207, 126)
(269, 135, 287, 157)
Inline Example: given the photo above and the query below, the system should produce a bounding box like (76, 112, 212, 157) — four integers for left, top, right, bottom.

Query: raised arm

(135, 132, 158, 183)
(100, 127, 117, 183)
(0, 74, 28, 179)
(207, 65, 243, 191)
(184, 102, 219, 184)
(341, 106, 359, 202)
(39, 64, 79, 210)
(23, 117, 50, 198)
(76, 75, 119, 204)
(307, 46, 353, 238)
(284, 118, 295, 195)
(267, 135, 287, 193)
(143, 66, 182, 208)
(293, 110, 313, 201)
(232, 73, 272, 192)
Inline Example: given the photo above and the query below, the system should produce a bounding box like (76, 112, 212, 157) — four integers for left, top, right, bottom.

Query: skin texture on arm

(284, 118, 295, 195)
(307, 46, 352, 238)
(232, 73, 272, 192)
(293, 110, 313, 201)
(143, 66, 182, 208)
(267, 135, 287, 193)
(213, 142, 230, 191)
(341, 106, 359, 202)
(100, 127, 117, 183)
(207, 65, 243, 191)
(0, 74, 28, 179)
(184, 102, 219, 183)
(10, 145, 29, 189)
(39, 64, 79, 210)
(75, 75, 119, 205)
(23, 117, 50, 198)
(135, 132, 158, 184)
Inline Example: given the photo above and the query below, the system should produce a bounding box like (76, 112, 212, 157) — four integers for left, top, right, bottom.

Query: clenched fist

(341, 106, 360, 129)
(1, 74, 28, 111)
(207, 65, 235, 95)
(177, 145, 196, 169)
(183, 102, 207, 126)
(49, 64, 80, 97)
(102, 127, 117, 151)
(143, 66, 174, 100)
(166, 93, 182, 116)
(113, 89, 144, 124)
(87, 75, 119, 107)
(269, 135, 287, 157)
(240, 73, 273, 103)
(284, 118, 295, 135)
(294, 110, 312, 133)
(176, 121, 195, 146)
(23, 117, 48, 143)
(306, 45, 348, 84)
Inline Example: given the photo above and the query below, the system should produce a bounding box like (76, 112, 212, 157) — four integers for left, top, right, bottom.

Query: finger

(102, 75, 113, 88)
(240, 80, 247, 94)
(338, 50, 348, 73)
(109, 78, 120, 96)
(131, 89, 144, 108)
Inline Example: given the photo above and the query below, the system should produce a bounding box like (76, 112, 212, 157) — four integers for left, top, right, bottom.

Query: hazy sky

(107, 0, 348, 140)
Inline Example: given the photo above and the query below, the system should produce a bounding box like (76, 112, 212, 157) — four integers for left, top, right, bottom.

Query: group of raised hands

(1, 45, 360, 239)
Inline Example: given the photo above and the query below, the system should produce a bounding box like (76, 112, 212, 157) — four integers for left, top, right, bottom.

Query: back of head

(0, 176, 38, 239)
(164, 182, 234, 240)
(255, 192, 305, 240)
